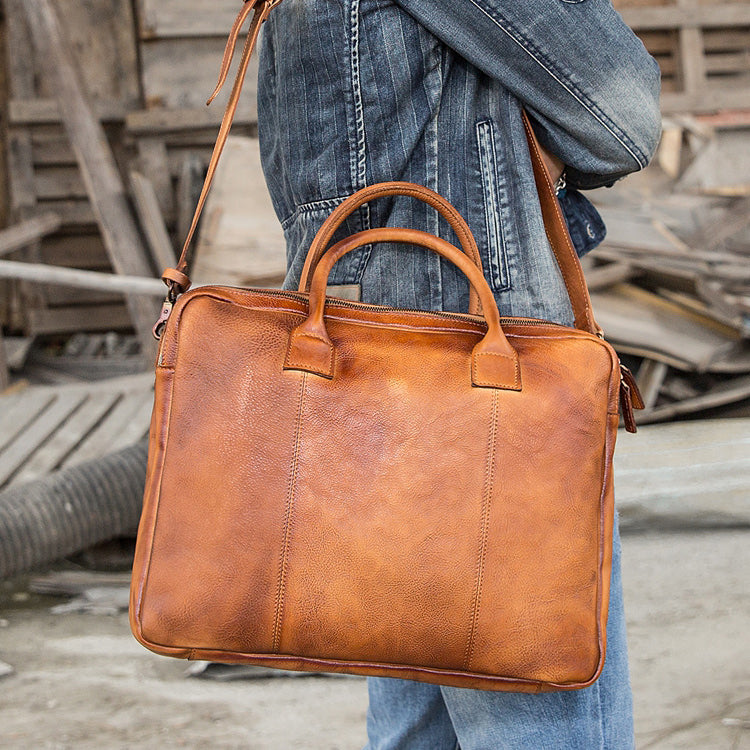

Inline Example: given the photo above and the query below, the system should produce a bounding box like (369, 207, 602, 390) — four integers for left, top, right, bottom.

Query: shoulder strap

(160, 0, 599, 336)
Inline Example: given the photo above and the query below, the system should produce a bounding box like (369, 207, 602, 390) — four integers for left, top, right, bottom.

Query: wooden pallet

(0, 372, 153, 490)
(616, 0, 750, 113)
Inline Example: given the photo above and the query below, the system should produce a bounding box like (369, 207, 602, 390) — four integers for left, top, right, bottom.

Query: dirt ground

(0, 528, 748, 749)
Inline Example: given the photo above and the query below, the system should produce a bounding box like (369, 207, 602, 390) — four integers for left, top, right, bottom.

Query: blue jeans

(365, 518, 634, 750)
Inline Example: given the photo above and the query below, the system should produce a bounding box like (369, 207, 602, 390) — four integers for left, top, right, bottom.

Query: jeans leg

(364, 677, 459, 750)
(439, 517, 634, 750)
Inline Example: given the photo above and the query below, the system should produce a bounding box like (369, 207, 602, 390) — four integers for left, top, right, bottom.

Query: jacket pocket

(475, 120, 512, 292)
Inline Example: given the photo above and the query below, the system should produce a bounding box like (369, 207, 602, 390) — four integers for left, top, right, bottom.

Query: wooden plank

(39, 200, 97, 227)
(23, 0, 160, 360)
(10, 391, 121, 486)
(0, 391, 56, 453)
(688, 196, 750, 250)
(139, 39, 258, 120)
(191, 136, 287, 287)
(130, 171, 177, 272)
(9, 98, 125, 125)
(40, 234, 110, 268)
(4, 0, 49, 328)
(136, 137, 174, 219)
(136, 0, 243, 38)
(0, 333, 9, 392)
(677, 0, 707, 95)
(32, 136, 76, 166)
(591, 284, 741, 371)
(4, 0, 36, 98)
(661, 88, 750, 113)
(0, 391, 87, 486)
(0, 214, 62, 258)
(614, 419, 750, 521)
(6, 131, 37, 213)
(104, 390, 154, 453)
(638, 375, 750, 423)
(42, 286, 124, 307)
(620, 4, 750, 29)
(34, 167, 88, 200)
(584, 262, 638, 291)
(26, 305, 133, 335)
(176, 153, 206, 246)
(126, 107, 253, 135)
(677, 130, 750, 195)
(46, 0, 140, 112)
(63, 391, 153, 466)
(2, 337, 34, 370)
(636, 359, 670, 410)
(0, 260, 166, 296)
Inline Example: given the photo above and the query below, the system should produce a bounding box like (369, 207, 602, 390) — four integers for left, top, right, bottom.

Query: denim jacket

(257, 0, 661, 325)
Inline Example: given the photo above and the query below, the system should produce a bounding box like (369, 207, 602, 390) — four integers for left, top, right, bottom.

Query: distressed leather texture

(130, 185, 622, 693)
(130, 0, 633, 693)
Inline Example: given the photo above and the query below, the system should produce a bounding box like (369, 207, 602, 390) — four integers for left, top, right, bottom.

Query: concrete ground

(0, 527, 748, 749)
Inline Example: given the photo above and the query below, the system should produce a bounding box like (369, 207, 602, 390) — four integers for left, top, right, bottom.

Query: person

(256, 1, 661, 747)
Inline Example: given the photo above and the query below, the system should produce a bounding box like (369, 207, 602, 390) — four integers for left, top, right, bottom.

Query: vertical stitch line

(476, 121, 510, 291)
(349, 0, 367, 189)
(347, 0, 371, 280)
(464, 390, 500, 671)
(272, 372, 307, 652)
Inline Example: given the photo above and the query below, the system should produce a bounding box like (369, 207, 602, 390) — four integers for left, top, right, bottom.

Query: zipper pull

(619, 364, 645, 433)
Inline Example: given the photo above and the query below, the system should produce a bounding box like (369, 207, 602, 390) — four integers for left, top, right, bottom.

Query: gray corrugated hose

(0, 439, 148, 579)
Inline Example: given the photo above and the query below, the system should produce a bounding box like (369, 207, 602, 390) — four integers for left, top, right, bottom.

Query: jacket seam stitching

(346, 0, 371, 280)
(280, 196, 352, 230)
(468, 0, 648, 169)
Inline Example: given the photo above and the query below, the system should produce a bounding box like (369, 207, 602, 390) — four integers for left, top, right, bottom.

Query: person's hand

(539, 144, 565, 184)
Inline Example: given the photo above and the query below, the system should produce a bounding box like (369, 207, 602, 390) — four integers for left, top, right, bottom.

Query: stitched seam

(522, 116, 593, 330)
(349, 0, 367, 190)
(472, 351, 521, 389)
(272, 373, 307, 652)
(468, 0, 647, 168)
(464, 390, 500, 670)
(280, 196, 351, 229)
(476, 120, 511, 290)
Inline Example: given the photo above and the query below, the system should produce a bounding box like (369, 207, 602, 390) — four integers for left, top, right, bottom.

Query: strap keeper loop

(162, 267, 191, 294)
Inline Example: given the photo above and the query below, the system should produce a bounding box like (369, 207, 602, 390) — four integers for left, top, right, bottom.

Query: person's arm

(393, 0, 661, 188)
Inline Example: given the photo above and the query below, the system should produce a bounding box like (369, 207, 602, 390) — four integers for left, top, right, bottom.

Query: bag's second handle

(298, 182, 485, 316)
(284, 227, 522, 391)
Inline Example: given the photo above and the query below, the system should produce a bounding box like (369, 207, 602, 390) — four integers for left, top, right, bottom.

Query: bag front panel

(132, 289, 619, 688)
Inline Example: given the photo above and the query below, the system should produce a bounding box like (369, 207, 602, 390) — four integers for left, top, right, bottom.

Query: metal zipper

(242, 287, 563, 329)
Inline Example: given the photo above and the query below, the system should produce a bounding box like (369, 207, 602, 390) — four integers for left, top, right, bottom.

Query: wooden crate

(617, 0, 750, 113)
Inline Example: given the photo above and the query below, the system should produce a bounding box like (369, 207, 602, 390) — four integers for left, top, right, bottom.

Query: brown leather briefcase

(129, 0, 643, 693)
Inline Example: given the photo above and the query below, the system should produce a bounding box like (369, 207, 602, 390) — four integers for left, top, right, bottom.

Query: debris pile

(586, 112, 750, 422)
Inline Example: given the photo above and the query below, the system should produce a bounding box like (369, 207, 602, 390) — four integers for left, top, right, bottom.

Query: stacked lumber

(586, 157, 750, 424)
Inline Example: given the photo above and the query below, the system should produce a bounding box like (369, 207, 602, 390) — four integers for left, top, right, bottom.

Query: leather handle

(284, 227, 521, 391)
(298, 182, 485, 316)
